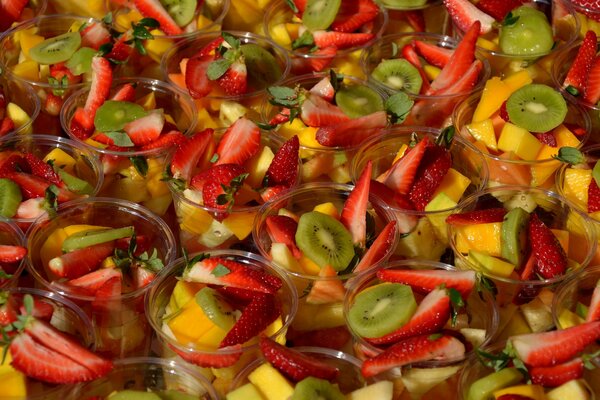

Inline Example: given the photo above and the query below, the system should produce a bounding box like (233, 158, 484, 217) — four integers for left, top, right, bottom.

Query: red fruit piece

(105, 33, 133, 62)
(312, 31, 374, 50)
(446, 208, 507, 225)
(584, 55, 600, 104)
(499, 101, 510, 121)
(185, 55, 213, 99)
(269, 108, 291, 125)
(529, 357, 584, 387)
(110, 83, 136, 102)
(134, 266, 156, 289)
(586, 280, 600, 322)
(220, 293, 280, 347)
(443, 0, 494, 34)
(82, 56, 113, 129)
(309, 76, 335, 102)
(588, 176, 600, 213)
(44, 92, 65, 117)
(477, 0, 527, 20)
(197, 37, 225, 58)
(315, 111, 388, 148)
(24, 153, 62, 185)
(288, 326, 351, 350)
(70, 108, 94, 140)
(123, 110, 164, 146)
(19, 297, 54, 321)
(68, 268, 123, 295)
(0, 118, 15, 137)
(408, 145, 452, 211)
(509, 320, 600, 367)
(300, 93, 350, 127)
(169, 343, 242, 368)
(361, 334, 466, 378)
(201, 164, 247, 212)
(266, 215, 301, 258)
(265, 135, 299, 188)
(260, 185, 289, 203)
(331, 0, 379, 33)
(534, 132, 557, 147)
(377, 269, 476, 299)
(170, 128, 214, 180)
(563, 30, 598, 94)
(0, 0, 28, 31)
(370, 180, 419, 234)
(570, 0, 600, 22)
(91, 276, 122, 313)
(140, 130, 186, 151)
(133, 0, 182, 35)
(528, 214, 567, 279)
(353, 220, 397, 274)
(341, 160, 371, 247)
(413, 40, 453, 69)
(0, 154, 28, 176)
(379, 136, 430, 195)
(215, 117, 260, 166)
(80, 22, 111, 50)
(216, 61, 247, 96)
(0, 293, 17, 326)
(305, 46, 337, 73)
(4, 172, 75, 202)
(0, 245, 27, 263)
(402, 44, 430, 94)
(259, 336, 339, 382)
(48, 242, 115, 280)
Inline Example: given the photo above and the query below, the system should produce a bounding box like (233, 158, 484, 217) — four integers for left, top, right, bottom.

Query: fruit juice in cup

(0, 135, 103, 232)
(146, 250, 297, 394)
(446, 0, 579, 79)
(361, 28, 490, 128)
(66, 357, 220, 399)
(263, 0, 388, 77)
(0, 77, 41, 137)
(162, 31, 290, 129)
(344, 260, 499, 400)
(351, 127, 488, 260)
(0, 287, 104, 399)
(383, 1, 450, 36)
(564, 0, 600, 37)
(252, 181, 398, 351)
(26, 197, 177, 359)
(0, 0, 47, 32)
(0, 218, 27, 288)
(263, 72, 391, 184)
(61, 77, 197, 216)
(453, 81, 591, 189)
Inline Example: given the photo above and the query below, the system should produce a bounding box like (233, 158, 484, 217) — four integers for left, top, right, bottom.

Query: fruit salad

(455, 80, 590, 188)
(26, 198, 177, 358)
(344, 260, 499, 400)
(62, 76, 197, 216)
(565, 0, 600, 37)
(163, 31, 290, 129)
(263, 0, 387, 76)
(0, 0, 46, 32)
(0, 219, 27, 288)
(553, 266, 600, 333)
(166, 117, 299, 252)
(443, 0, 579, 77)
(0, 79, 40, 137)
(362, 24, 489, 127)
(352, 127, 486, 260)
(0, 287, 112, 398)
(227, 338, 395, 400)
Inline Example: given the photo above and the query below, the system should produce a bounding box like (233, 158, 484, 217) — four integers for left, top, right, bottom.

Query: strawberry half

(265, 135, 300, 188)
(81, 56, 113, 130)
(413, 40, 453, 69)
(123, 110, 164, 146)
(353, 220, 397, 274)
(315, 111, 388, 148)
(477, 0, 527, 20)
(341, 160, 371, 247)
(446, 208, 507, 225)
(408, 144, 452, 211)
(529, 357, 584, 387)
(169, 343, 242, 368)
(110, 83, 136, 102)
(266, 215, 301, 258)
(0, 245, 27, 263)
(67, 268, 123, 295)
(215, 117, 260, 166)
(140, 130, 186, 151)
(309, 77, 335, 101)
(201, 164, 248, 215)
(588, 177, 600, 213)
(170, 128, 214, 180)
(0, 293, 17, 326)
(379, 136, 430, 195)
(0, 0, 27, 30)
(133, 0, 182, 35)
(300, 92, 350, 127)
(185, 55, 213, 99)
(220, 293, 280, 347)
(443, 0, 494, 34)
(80, 22, 111, 50)
(584, 55, 600, 104)
(563, 30, 597, 94)
(528, 214, 567, 279)
(4, 172, 75, 202)
(24, 153, 61, 185)
(216, 60, 247, 96)
(377, 269, 476, 299)
(48, 242, 115, 280)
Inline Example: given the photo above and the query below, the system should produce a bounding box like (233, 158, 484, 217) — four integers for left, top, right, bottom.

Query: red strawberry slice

(529, 357, 584, 387)
(133, 0, 183, 35)
(443, 0, 494, 34)
(44, 93, 64, 117)
(353, 220, 397, 274)
(201, 164, 247, 213)
(4, 172, 76, 202)
(300, 93, 350, 127)
(310, 76, 335, 101)
(106, 33, 133, 62)
(68, 268, 123, 295)
(170, 128, 214, 180)
(0, 0, 27, 30)
(341, 160, 371, 247)
(287, 326, 351, 350)
(413, 40, 453, 69)
(588, 177, 600, 213)
(197, 36, 225, 58)
(15, 198, 47, 220)
(312, 31, 374, 50)
(571, 0, 600, 22)
(260, 185, 289, 203)
(24, 153, 62, 185)
(446, 208, 507, 225)
(110, 83, 136, 102)
(427, 58, 482, 97)
(0, 118, 15, 137)
(70, 108, 94, 139)
(367, 287, 451, 345)
(185, 55, 213, 99)
(83, 57, 112, 129)
(377, 269, 476, 299)
(269, 108, 291, 125)
(331, 0, 379, 33)
(408, 145, 452, 211)
(305, 46, 337, 73)
(379, 136, 429, 195)
(509, 320, 600, 367)
(123, 110, 164, 146)
(477, 0, 527, 20)
(0, 245, 27, 263)
(564, 30, 598, 94)
(114, 234, 152, 256)
(315, 110, 388, 148)
(259, 336, 339, 382)
(370, 180, 418, 233)
(0, 154, 29, 176)
(402, 44, 431, 94)
(534, 132, 557, 147)
(265, 135, 299, 188)
(169, 343, 242, 368)
(587, 280, 600, 322)
(134, 266, 156, 289)
(216, 60, 247, 96)
(140, 130, 186, 151)
(91, 276, 122, 313)
(220, 293, 280, 347)
(361, 333, 466, 378)
(529, 214, 567, 279)
(48, 242, 115, 280)
(0, 294, 17, 326)
(215, 117, 260, 166)
(266, 215, 301, 258)
(80, 22, 111, 50)
(584, 55, 600, 104)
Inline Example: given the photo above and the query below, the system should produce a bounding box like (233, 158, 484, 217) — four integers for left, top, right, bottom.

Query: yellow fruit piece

(297, 126, 322, 148)
(425, 192, 457, 241)
(63, 224, 108, 236)
(454, 222, 502, 256)
(432, 168, 471, 203)
(476, 37, 500, 51)
(137, 92, 156, 111)
(298, 254, 321, 275)
(145, 29, 174, 63)
(270, 242, 304, 274)
(196, 324, 228, 348)
(101, 257, 117, 269)
(270, 23, 291, 47)
(227, 383, 265, 400)
(107, 177, 150, 203)
(19, 32, 44, 59)
(466, 119, 497, 151)
(551, 229, 569, 252)
(277, 118, 306, 137)
(146, 174, 170, 197)
(168, 297, 216, 344)
(531, 146, 561, 187)
(170, 280, 205, 311)
(468, 250, 515, 278)
(143, 193, 172, 216)
(313, 202, 339, 219)
(245, 146, 275, 187)
(196, 14, 213, 30)
(558, 308, 585, 329)
(264, 317, 285, 344)
(197, 107, 219, 129)
(547, 379, 592, 400)
(423, 65, 441, 81)
(248, 363, 294, 400)
(497, 123, 542, 161)
(40, 228, 68, 267)
(179, 202, 213, 235)
(0, 369, 26, 397)
(392, 144, 409, 164)
(222, 211, 256, 240)
(85, 138, 107, 149)
(472, 77, 512, 122)
(498, 308, 532, 341)
(292, 301, 344, 330)
(563, 168, 592, 210)
(503, 69, 533, 92)
(43, 148, 76, 172)
(493, 385, 546, 400)
(7, 102, 32, 133)
(554, 124, 581, 148)
(116, 10, 143, 30)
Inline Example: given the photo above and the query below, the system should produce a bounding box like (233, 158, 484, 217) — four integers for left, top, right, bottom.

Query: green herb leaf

(23, 294, 33, 316)
(435, 126, 455, 148)
(97, 43, 113, 57)
(284, 0, 298, 13)
(43, 185, 59, 217)
(503, 12, 520, 26)
(221, 32, 240, 50)
(102, 13, 113, 25)
(428, 333, 443, 341)
(138, 18, 160, 28)
(566, 85, 580, 97)
(130, 156, 148, 177)
(385, 92, 414, 124)
(476, 348, 510, 371)
(256, 121, 277, 130)
(553, 146, 586, 165)
(105, 131, 135, 147)
(210, 153, 219, 163)
(211, 263, 231, 277)
(207, 59, 232, 81)
(593, 160, 600, 188)
(268, 86, 297, 100)
(448, 288, 464, 327)
(0, 270, 12, 280)
(292, 31, 315, 50)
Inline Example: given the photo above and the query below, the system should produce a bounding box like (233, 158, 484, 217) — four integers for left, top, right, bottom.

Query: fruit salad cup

(351, 127, 487, 260)
(382, 1, 450, 36)
(263, 0, 388, 77)
(446, 0, 579, 78)
(162, 31, 290, 129)
(0, 218, 27, 288)
(344, 260, 499, 400)
(66, 357, 220, 399)
(146, 250, 297, 393)
(361, 29, 490, 128)
(61, 77, 197, 216)
(0, 0, 47, 32)
(26, 197, 177, 358)
(0, 77, 41, 137)
(454, 81, 591, 189)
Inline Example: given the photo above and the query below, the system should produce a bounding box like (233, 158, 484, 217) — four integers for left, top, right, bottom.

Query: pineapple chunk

(245, 146, 275, 187)
(466, 119, 497, 151)
(248, 363, 294, 400)
(313, 202, 339, 219)
(431, 168, 471, 203)
(562, 169, 592, 209)
(497, 123, 542, 161)
(227, 383, 265, 400)
(401, 366, 460, 398)
(347, 381, 394, 400)
(547, 380, 592, 400)
(520, 297, 554, 332)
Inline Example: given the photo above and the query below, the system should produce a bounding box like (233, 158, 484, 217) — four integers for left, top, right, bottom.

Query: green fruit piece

(506, 84, 567, 133)
(372, 59, 423, 94)
(108, 390, 162, 400)
(61, 226, 135, 253)
(194, 287, 237, 330)
(499, 7, 554, 56)
(335, 84, 384, 118)
(468, 250, 515, 278)
(348, 282, 417, 338)
(94, 101, 148, 133)
(501, 207, 530, 267)
(159, 390, 201, 400)
(65, 47, 96, 76)
(29, 32, 82, 65)
(240, 44, 283, 90)
(466, 368, 523, 400)
(55, 168, 94, 195)
(161, 0, 197, 27)
(291, 377, 345, 400)
(576, 301, 589, 319)
(0, 178, 22, 218)
(382, 0, 427, 7)
(303, 0, 342, 31)
(295, 211, 355, 271)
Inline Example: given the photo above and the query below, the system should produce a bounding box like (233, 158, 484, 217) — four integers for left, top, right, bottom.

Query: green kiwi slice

(161, 0, 197, 27)
(0, 178, 22, 218)
(371, 59, 422, 94)
(94, 101, 148, 133)
(29, 32, 82, 65)
(335, 85, 384, 118)
(303, 0, 342, 31)
(499, 7, 554, 56)
(65, 47, 96, 76)
(195, 287, 237, 330)
(501, 207, 529, 267)
(347, 282, 417, 338)
(506, 84, 567, 133)
(291, 377, 345, 400)
(61, 226, 135, 253)
(240, 44, 283, 90)
(295, 211, 355, 272)
(55, 168, 94, 195)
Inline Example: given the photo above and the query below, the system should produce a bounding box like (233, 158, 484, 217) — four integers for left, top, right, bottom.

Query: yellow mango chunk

(468, 250, 515, 278)
(179, 202, 213, 235)
(423, 65, 441, 81)
(168, 297, 216, 344)
(196, 324, 228, 348)
(503, 70, 533, 92)
(115, 10, 143, 30)
(19, 32, 44, 59)
(137, 92, 156, 111)
(313, 202, 339, 219)
(145, 29, 174, 63)
(248, 363, 294, 400)
(551, 229, 570, 252)
(63, 224, 108, 236)
(558, 308, 585, 329)
(43, 148, 76, 171)
(562, 168, 592, 210)
(197, 107, 219, 129)
(263, 317, 285, 344)
(466, 119, 497, 151)
(497, 123, 542, 161)
(472, 77, 512, 122)
(40, 228, 68, 267)
(432, 168, 471, 203)
(222, 211, 257, 240)
(270, 23, 291, 47)
(227, 383, 265, 400)
(245, 146, 275, 188)
(6, 103, 32, 133)
(455, 222, 503, 256)
(392, 144, 409, 164)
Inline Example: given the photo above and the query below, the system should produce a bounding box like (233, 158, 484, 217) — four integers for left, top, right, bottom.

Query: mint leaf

(503, 12, 520, 26)
(105, 131, 135, 147)
(553, 146, 585, 165)
(292, 31, 314, 50)
(221, 32, 240, 50)
(130, 156, 148, 177)
(385, 92, 414, 124)
(207, 59, 232, 80)
(268, 86, 297, 100)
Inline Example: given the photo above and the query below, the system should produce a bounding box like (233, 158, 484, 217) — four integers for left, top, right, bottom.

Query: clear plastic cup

(65, 357, 220, 399)
(25, 197, 177, 359)
(553, 265, 600, 329)
(0, 77, 41, 136)
(0, 218, 27, 288)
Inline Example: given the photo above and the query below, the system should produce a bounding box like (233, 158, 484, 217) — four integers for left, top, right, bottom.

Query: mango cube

(431, 168, 471, 203)
(466, 119, 497, 151)
(497, 123, 542, 161)
(167, 297, 216, 344)
(455, 222, 503, 256)
(227, 383, 265, 400)
(248, 363, 294, 400)
(562, 168, 592, 209)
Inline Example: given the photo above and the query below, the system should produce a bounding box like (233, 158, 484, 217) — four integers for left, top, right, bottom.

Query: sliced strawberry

(0, 0, 27, 31)
(133, 0, 183, 35)
(197, 37, 225, 58)
(106, 33, 133, 62)
(269, 108, 291, 125)
(353, 220, 397, 274)
(584, 56, 600, 104)
(260, 185, 289, 203)
(24, 153, 61, 185)
(443, 0, 494, 34)
(305, 46, 337, 73)
(315, 110, 388, 148)
(220, 293, 280, 347)
(587, 280, 600, 322)
(309, 77, 335, 101)
(564, 30, 597, 94)
(169, 343, 242, 368)
(110, 83, 136, 102)
(140, 130, 186, 151)
(534, 132, 557, 147)
(0, 293, 17, 326)
(18, 298, 54, 321)
(170, 128, 214, 180)
(477, 0, 527, 20)
(509, 321, 600, 367)
(215, 117, 260, 166)
(48, 242, 115, 280)
(379, 136, 429, 195)
(259, 336, 339, 382)
(402, 44, 431, 94)
(0, 117, 15, 137)
(91, 276, 122, 313)
(570, 0, 600, 22)
(331, 0, 379, 33)
(370, 180, 418, 233)
(377, 269, 476, 299)
(361, 334, 465, 378)
(201, 164, 247, 214)
(312, 31, 374, 50)
(216, 60, 247, 96)
(114, 234, 152, 256)
(80, 22, 111, 50)
(446, 208, 507, 225)
(0, 245, 27, 263)
(529, 214, 567, 279)
(288, 326, 351, 350)
(429, 58, 482, 96)
(265, 135, 299, 188)
(413, 40, 453, 69)
(134, 266, 155, 289)
(529, 357, 584, 387)
(0, 154, 29, 176)
(4, 172, 75, 202)
(70, 108, 94, 139)
(408, 145, 452, 211)
(185, 55, 213, 99)
(266, 215, 301, 258)
(44, 93, 64, 116)
(15, 198, 47, 220)
(81, 57, 113, 130)
(123, 110, 164, 146)
(300, 92, 350, 127)
(341, 160, 371, 247)
(588, 177, 600, 213)
(68, 268, 123, 295)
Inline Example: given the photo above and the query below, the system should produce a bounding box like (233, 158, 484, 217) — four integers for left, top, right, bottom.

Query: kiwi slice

(0, 178, 22, 218)
(295, 211, 355, 271)
(348, 282, 417, 338)
(291, 377, 345, 400)
(65, 47, 96, 76)
(372, 59, 422, 94)
(499, 7, 554, 56)
(335, 85, 384, 118)
(29, 32, 82, 65)
(506, 84, 567, 133)
(161, 0, 197, 27)
(240, 44, 283, 90)
(55, 168, 94, 195)
(94, 101, 148, 133)
(61, 226, 135, 253)
(303, 0, 342, 31)
(501, 207, 530, 267)
(195, 287, 237, 330)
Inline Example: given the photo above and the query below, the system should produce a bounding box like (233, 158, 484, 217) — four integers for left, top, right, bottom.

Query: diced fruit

(466, 119, 497, 151)
(493, 384, 546, 399)
(547, 379, 592, 400)
(425, 192, 457, 241)
(520, 297, 554, 333)
(468, 250, 515, 278)
(466, 368, 523, 400)
(454, 222, 503, 256)
(401, 366, 460, 398)
(347, 381, 394, 400)
(247, 363, 294, 400)
(497, 123, 542, 161)
(227, 383, 265, 400)
(562, 168, 592, 209)
(167, 296, 218, 344)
